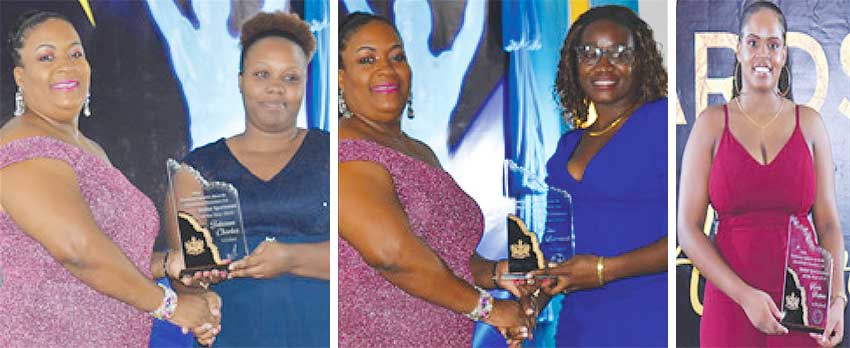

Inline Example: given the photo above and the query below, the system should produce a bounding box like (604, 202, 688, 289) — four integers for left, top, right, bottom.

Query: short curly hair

(555, 5, 667, 128)
(239, 11, 316, 72)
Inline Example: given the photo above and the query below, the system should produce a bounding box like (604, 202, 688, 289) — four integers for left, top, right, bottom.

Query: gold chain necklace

(735, 97, 784, 130)
(587, 104, 637, 137)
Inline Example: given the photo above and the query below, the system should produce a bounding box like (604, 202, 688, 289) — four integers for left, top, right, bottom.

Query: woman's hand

(488, 299, 536, 343)
(810, 298, 845, 347)
(168, 292, 219, 335)
(192, 291, 223, 346)
(738, 287, 788, 335)
(532, 255, 602, 295)
(228, 241, 290, 279)
(493, 260, 537, 298)
(166, 251, 230, 288)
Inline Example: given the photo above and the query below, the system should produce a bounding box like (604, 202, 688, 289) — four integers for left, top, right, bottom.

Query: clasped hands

(491, 255, 607, 346)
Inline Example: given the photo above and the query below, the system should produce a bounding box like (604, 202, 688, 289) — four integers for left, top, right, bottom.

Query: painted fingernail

(548, 262, 557, 268)
(526, 308, 533, 315)
(527, 278, 535, 285)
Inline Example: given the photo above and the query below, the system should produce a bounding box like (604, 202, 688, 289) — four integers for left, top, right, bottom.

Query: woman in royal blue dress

(160, 11, 329, 347)
(522, 6, 668, 347)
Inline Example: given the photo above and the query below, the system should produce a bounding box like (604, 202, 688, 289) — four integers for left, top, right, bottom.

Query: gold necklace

(587, 104, 637, 137)
(735, 97, 784, 130)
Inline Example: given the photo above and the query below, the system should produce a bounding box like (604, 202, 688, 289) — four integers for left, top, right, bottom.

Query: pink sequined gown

(0, 136, 158, 347)
(338, 138, 482, 347)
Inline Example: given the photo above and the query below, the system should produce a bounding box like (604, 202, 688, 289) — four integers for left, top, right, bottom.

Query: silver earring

(83, 93, 91, 117)
(406, 97, 415, 119)
(14, 87, 25, 116)
(339, 89, 353, 118)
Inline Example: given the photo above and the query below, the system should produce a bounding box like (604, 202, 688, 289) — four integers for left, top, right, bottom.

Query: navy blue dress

(183, 129, 329, 347)
(545, 98, 667, 347)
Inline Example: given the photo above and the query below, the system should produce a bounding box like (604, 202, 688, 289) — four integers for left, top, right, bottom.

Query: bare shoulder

(796, 104, 824, 128)
(795, 104, 828, 142)
(339, 158, 396, 204)
(689, 104, 726, 139)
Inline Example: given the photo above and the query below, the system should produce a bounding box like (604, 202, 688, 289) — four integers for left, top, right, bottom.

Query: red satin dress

(701, 105, 818, 347)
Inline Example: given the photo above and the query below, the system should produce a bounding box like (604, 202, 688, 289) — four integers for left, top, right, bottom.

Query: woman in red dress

(678, 1, 845, 347)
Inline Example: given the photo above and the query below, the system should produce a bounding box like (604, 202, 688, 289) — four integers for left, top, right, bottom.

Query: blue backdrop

(340, 1, 665, 347)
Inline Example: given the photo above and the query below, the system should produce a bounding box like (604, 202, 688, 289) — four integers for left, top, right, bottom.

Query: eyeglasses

(574, 44, 635, 66)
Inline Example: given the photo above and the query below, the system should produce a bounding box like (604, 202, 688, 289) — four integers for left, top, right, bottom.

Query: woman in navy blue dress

(160, 11, 329, 347)
(523, 6, 668, 347)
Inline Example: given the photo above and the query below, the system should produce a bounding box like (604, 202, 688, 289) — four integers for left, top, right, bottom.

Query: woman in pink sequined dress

(337, 13, 534, 347)
(0, 11, 218, 347)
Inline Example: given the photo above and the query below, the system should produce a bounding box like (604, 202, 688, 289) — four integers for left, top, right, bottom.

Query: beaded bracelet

(465, 286, 494, 321)
(149, 283, 178, 320)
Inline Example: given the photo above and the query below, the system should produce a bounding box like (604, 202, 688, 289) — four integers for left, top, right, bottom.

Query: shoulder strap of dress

(722, 104, 730, 128)
(795, 104, 800, 127)
(338, 138, 400, 168)
(0, 136, 78, 170)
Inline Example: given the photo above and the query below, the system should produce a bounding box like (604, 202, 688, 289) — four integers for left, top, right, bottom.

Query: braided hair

(338, 12, 399, 69)
(8, 10, 71, 67)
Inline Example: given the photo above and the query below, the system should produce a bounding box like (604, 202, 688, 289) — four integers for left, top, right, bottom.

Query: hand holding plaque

(167, 159, 249, 278)
(502, 160, 574, 280)
(781, 215, 833, 333)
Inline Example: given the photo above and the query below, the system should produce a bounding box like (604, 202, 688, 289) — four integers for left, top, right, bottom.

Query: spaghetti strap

(722, 104, 730, 128)
(795, 104, 800, 127)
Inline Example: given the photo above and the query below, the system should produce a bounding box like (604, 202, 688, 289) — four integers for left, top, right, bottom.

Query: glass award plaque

(502, 160, 574, 280)
(781, 215, 833, 333)
(167, 159, 249, 277)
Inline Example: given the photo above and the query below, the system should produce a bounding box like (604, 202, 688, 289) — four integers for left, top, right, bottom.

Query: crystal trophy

(501, 160, 574, 280)
(167, 159, 249, 277)
(781, 215, 833, 333)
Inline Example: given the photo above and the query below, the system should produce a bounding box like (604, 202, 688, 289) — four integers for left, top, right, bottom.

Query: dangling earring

(338, 89, 353, 118)
(83, 93, 91, 117)
(733, 62, 742, 96)
(406, 96, 415, 119)
(14, 87, 25, 116)
(777, 65, 791, 97)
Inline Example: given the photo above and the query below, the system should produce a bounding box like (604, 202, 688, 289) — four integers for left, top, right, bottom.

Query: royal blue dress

(183, 129, 329, 347)
(544, 97, 667, 347)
